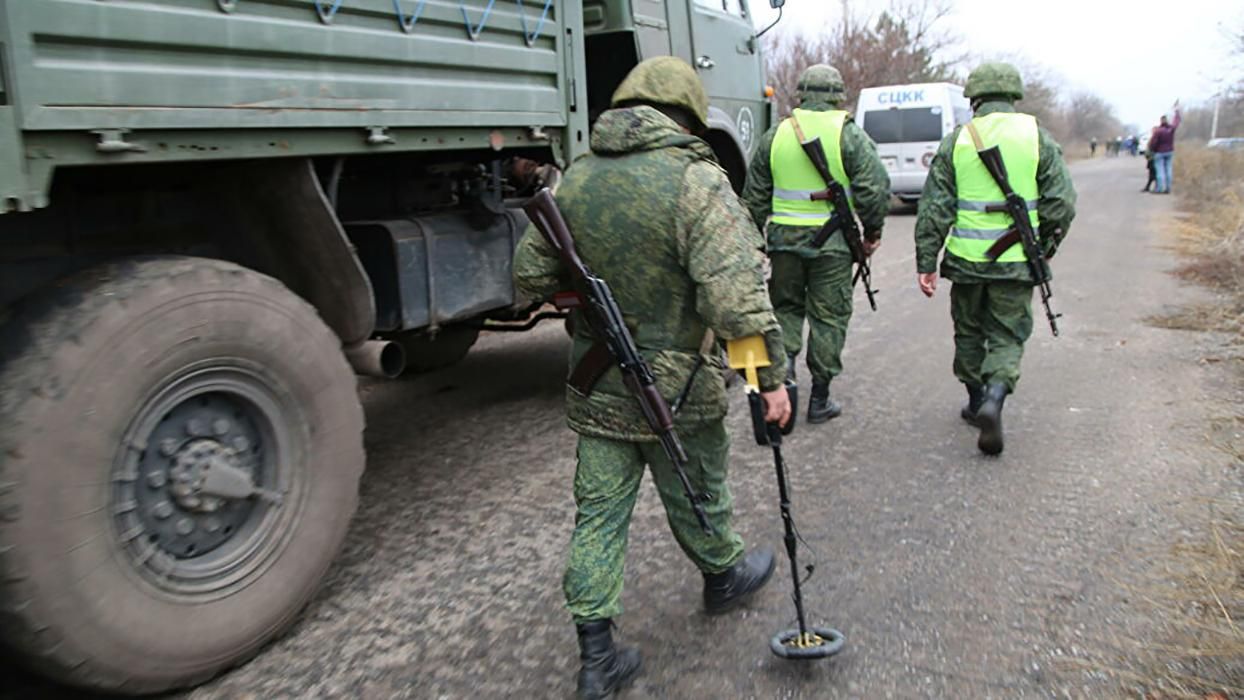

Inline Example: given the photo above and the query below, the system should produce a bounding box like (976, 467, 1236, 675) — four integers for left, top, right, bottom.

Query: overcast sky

(750, 0, 1242, 129)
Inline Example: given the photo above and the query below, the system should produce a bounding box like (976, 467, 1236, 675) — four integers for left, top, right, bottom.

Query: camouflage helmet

(611, 56, 709, 130)
(797, 64, 846, 97)
(964, 62, 1024, 101)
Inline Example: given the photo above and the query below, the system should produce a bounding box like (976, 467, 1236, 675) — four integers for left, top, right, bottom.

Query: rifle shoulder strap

(965, 121, 986, 151)
(788, 112, 807, 143)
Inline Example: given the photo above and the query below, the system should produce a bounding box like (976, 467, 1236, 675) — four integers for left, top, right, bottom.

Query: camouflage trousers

(950, 281, 1034, 392)
(564, 421, 745, 623)
(768, 251, 855, 384)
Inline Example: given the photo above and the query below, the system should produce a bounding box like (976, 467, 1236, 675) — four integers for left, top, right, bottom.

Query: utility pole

(1210, 94, 1220, 140)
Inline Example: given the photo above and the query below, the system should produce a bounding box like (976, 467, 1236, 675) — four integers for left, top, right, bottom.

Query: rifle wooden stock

(984, 229, 1022, 261)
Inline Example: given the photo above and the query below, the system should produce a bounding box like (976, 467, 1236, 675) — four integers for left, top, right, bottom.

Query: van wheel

(0, 256, 364, 693)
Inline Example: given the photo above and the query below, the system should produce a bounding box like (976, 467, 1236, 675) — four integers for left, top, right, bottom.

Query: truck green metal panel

(0, 0, 589, 210)
(0, 0, 778, 693)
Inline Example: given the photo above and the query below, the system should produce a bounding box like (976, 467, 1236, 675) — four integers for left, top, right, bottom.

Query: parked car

(1207, 137, 1244, 150)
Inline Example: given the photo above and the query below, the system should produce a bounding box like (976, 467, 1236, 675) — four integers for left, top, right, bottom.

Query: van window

(862, 107, 944, 144)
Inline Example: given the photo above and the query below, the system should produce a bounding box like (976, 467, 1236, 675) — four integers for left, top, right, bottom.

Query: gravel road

(3, 156, 1238, 699)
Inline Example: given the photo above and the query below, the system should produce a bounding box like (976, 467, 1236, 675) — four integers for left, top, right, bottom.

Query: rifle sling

(568, 341, 613, 396)
(789, 112, 808, 143)
(966, 121, 986, 151)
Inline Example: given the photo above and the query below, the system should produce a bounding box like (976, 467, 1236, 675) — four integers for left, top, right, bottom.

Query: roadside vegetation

(1126, 146, 1244, 699)
(1152, 149, 1244, 337)
(762, 0, 1127, 147)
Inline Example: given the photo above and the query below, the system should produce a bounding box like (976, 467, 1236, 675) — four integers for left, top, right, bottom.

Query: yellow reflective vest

(770, 109, 849, 227)
(948, 112, 1040, 263)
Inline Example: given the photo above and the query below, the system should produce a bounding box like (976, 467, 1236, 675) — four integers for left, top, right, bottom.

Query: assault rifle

(790, 118, 878, 311)
(970, 123, 1061, 336)
(523, 188, 714, 534)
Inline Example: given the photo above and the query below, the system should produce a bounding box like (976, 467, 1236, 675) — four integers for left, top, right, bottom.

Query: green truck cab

(0, 0, 780, 692)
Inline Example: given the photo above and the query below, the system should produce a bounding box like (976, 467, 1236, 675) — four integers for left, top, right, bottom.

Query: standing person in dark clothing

(1149, 102, 1181, 194)
(1090, 137, 1098, 157)
(1142, 149, 1157, 192)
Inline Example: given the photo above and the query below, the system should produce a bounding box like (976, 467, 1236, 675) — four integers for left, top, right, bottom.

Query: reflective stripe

(770, 109, 850, 227)
(774, 186, 853, 201)
(774, 187, 821, 200)
(948, 227, 1010, 240)
(772, 210, 831, 220)
(956, 199, 1038, 212)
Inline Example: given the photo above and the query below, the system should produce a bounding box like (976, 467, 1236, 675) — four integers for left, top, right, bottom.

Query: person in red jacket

(1148, 102, 1181, 194)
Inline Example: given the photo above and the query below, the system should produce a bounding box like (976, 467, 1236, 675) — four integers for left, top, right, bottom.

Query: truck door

(632, 0, 672, 58)
(685, 0, 765, 155)
(687, 0, 761, 102)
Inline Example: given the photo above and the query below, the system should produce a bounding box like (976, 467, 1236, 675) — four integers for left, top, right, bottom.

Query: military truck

(0, 0, 781, 692)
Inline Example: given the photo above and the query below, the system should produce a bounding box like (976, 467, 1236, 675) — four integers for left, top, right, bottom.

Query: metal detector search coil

(771, 627, 845, 660)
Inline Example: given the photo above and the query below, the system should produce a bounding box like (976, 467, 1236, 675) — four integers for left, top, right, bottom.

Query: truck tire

(0, 256, 365, 694)
(392, 326, 480, 374)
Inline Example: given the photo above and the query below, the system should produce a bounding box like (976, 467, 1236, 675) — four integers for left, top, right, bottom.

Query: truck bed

(1, 0, 569, 131)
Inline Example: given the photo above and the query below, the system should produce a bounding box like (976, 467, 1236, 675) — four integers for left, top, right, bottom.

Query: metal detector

(728, 338, 844, 661)
(748, 383, 845, 659)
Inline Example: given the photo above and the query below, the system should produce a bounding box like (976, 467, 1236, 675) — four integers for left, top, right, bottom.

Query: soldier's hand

(761, 387, 792, 428)
(863, 238, 882, 256)
(918, 272, 938, 298)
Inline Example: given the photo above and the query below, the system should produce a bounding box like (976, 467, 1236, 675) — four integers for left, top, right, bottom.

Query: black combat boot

(975, 383, 1008, 456)
(960, 384, 984, 426)
(703, 547, 776, 615)
(807, 381, 842, 423)
(575, 620, 642, 700)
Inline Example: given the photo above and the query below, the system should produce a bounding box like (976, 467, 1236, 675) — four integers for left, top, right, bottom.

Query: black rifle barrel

(798, 138, 878, 311)
(975, 146, 1061, 336)
(523, 189, 715, 534)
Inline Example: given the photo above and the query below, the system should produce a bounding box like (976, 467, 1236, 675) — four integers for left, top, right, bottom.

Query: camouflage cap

(611, 56, 710, 129)
(964, 62, 1024, 101)
(797, 64, 846, 95)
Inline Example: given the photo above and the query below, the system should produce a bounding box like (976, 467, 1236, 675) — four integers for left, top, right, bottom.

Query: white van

(855, 83, 971, 202)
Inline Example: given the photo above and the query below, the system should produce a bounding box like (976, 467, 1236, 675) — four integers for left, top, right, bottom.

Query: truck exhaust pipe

(344, 340, 406, 378)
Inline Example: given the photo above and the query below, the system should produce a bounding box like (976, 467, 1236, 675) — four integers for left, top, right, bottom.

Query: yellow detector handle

(726, 335, 770, 391)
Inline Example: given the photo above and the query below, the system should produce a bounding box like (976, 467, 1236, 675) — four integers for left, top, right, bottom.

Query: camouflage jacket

(914, 101, 1077, 283)
(741, 99, 891, 258)
(513, 106, 787, 442)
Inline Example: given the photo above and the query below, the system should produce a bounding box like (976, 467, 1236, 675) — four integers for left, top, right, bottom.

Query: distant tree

(764, 0, 960, 116)
(1065, 92, 1123, 142)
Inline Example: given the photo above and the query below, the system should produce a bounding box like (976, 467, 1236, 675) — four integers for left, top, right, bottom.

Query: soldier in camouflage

(914, 62, 1076, 455)
(742, 64, 890, 423)
(513, 56, 792, 700)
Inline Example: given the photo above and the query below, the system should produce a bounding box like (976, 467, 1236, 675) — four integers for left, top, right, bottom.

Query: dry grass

(1125, 500, 1244, 699)
(1123, 147, 1244, 698)
(1147, 148, 1244, 339)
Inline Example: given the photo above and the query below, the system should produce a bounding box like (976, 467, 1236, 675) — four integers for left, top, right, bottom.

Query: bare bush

(1065, 92, 1124, 143)
(763, 0, 960, 116)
